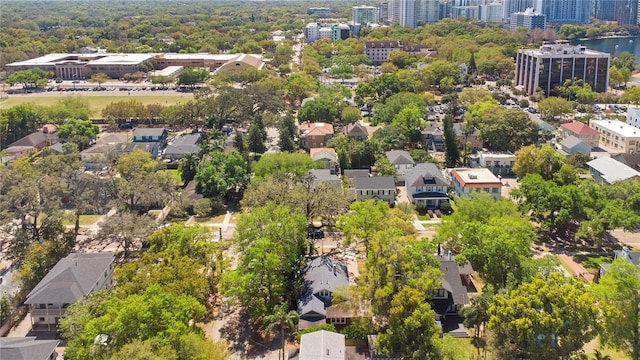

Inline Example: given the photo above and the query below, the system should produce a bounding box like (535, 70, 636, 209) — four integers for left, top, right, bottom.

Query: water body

(574, 36, 640, 63)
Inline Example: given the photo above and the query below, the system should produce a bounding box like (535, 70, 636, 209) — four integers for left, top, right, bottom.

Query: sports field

(0, 93, 194, 117)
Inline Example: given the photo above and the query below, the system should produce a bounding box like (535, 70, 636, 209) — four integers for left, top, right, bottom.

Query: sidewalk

(558, 254, 595, 283)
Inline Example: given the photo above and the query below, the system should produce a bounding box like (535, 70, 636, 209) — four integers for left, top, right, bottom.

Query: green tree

(145, 223, 214, 265)
(264, 304, 299, 360)
(297, 99, 337, 124)
(488, 273, 599, 360)
(6, 68, 48, 89)
(341, 106, 361, 125)
(177, 68, 210, 88)
(513, 144, 566, 180)
(443, 115, 460, 167)
(57, 118, 99, 150)
(612, 51, 636, 72)
(97, 211, 154, 259)
(593, 257, 640, 360)
(195, 150, 247, 198)
(374, 156, 397, 177)
(247, 123, 265, 153)
(621, 86, 640, 106)
(376, 287, 444, 359)
(252, 153, 316, 178)
(609, 66, 626, 88)
(178, 152, 199, 184)
(88, 73, 110, 87)
(286, 72, 318, 106)
(537, 96, 573, 121)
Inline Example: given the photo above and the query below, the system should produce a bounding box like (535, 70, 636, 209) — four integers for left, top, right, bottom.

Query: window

(434, 288, 446, 297)
(39, 317, 45, 322)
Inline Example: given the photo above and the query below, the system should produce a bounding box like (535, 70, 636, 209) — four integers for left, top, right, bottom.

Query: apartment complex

(534, 0, 592, 23)
(592, 0, 638, 25)
(450, 168, 503, 200)
(515, 44, 609, 96)
(560, 121, 600, 149)
(590, 119, 640, 153)
(510, 8, 546, 31)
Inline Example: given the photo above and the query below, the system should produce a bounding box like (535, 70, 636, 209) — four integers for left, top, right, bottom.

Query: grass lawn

(442, 337, 480, 359)
(573, 253, 613, 272)
(417, 214, 432, 221)
(0, 94, 193, 117)
(197, 213, 227, 224)
(61, 214, 102, 226)
(161, 169, 182, 182)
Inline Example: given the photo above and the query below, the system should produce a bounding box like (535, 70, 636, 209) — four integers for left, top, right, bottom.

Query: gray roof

(385, 150, 415, 166)
(613, 152, 640, 171)
(528, 113, 554, 131)
(587, 157, 640, 184)
(49, 142, 65, 153)
(96, 132, 131, 145)
(116, 142, 158, 153)
(452, 122, 479, 137)
(343, 122, 369, 138)
(436, 255, 470, 306)
(133, 128, 167, 137)
(299, 330, 346, 360)
(0, 337, 59, 360)
(26, 253, 114, 305)
(298, 256, 349, 317)
(309, 169, 341, 189)
(164, 144, 200, 156)
(342, 169, 370, 178)
(8, 131, 57, 148)
(560, 135, 586, 150)
(404, 162, 447, 188)
(423, 122, 444, 136)
(615, 249, 640, 266)
(303, 256, 349, 296)
(353, 175, 395, 190)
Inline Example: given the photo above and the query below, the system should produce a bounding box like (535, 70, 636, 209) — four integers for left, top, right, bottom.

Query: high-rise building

(305, 23, 319, 43)
(388, 0, 440, 27)
(378, 2, 390, 23)
(593, 0, 639, 25)
(480, 1, 504, 22)
(515, 44, 610, 96)
(353, 5, 379, 25)
(534, 0, 591, 23)
(510, 7, 546, 31)
(451, 5, 480, 19)
(502, 0, 534, 22)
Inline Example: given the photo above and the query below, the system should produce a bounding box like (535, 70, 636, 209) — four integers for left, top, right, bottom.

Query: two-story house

(310, 147, 339, 175)
(450, 168, 502, 200)
(0, 337, 59, 360)
(132, 128, 168, 146)
(25, 253, 115, 331)
(352, 176, 396, 205)
(299, 122, 334, 150)
(469, 151, 516, 176)
(343, 122, 369, 141)
(404, 163, 449, 208)
(422, 122, 444, 152)
(385, 150, 415, 183)
(298, 256, 350, 330)
(560, 122, 599, 149)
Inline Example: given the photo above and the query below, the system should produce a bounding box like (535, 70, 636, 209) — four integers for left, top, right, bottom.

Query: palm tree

(263, 305, 299, 360)
(593, 350, 612, 360)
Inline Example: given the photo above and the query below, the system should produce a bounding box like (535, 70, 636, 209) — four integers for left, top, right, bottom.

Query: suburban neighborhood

(1, 1, 640, 360)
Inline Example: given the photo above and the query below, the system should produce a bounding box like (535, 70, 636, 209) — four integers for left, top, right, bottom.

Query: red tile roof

(561, 121, 599, 136)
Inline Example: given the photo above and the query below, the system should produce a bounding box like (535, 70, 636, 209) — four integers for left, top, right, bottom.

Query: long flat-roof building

(510, 8, 546, 31)
(7, 53, 264, 80)
(450, 168, 503, 200)
(590, 119, 640, 153)
(515, 44, 609, 96)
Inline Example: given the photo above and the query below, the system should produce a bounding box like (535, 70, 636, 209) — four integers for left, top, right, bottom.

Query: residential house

(48, 142, 65, 154)
(587, 157, 640, 184)
(299, 330, 346, 360)
(404, 163, 449, 208)
(115, 142, 160, 159)
(560, 121, 600, 149)
(385, 150, 415, 183)
(612, 152, 640, 171)
(80, 144, 117, 170)
(599, 247, 640, 278)
(95, 132, 132, 146)
(298, 256, 350, 329)
(132, 128, 168, 145)
(431, 252, 473, 338)
(342, 169, 370, 187)
(558, 136, 591, 156)
(352, 176, 396, 205)
(450, 168, 503, 200)
(343, 122, 369, 141)
(423, 122, 444, 152)
(309, 169, 342, 190)
(528, 113, 554, 132)
(310, 147, 339, 175)
(25, 253, 114, 331)
(6, 130, 59, 159)
(0, 337, 59, 360)
(453, 123, 482, 150)
(299, 123, 334, 150)
(163, 133, 201, 161)
(469, 151, 516, 176)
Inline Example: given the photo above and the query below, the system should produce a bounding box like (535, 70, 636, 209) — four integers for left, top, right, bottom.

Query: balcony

(31, 308, 66, 317)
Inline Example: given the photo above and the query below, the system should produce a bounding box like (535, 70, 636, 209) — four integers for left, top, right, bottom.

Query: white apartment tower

(389, 0, 439, 27)
(353, 5, 379, 25)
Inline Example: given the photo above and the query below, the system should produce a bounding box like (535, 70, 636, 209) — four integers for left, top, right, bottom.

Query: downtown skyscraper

(389, 0, 440, 27)
(592, 0, 639, 25)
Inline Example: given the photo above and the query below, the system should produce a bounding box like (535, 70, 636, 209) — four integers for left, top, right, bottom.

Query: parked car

(307, 228, 324, 239)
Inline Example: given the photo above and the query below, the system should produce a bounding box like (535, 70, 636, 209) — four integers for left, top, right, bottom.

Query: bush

(194, 199, 212, 218)
(296, 324, 336, 340)
(439, 201, 453, 215)
(519, 98, 529, 108)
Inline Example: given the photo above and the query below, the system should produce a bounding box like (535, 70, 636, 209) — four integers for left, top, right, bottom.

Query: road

(0, 264, 20, 301)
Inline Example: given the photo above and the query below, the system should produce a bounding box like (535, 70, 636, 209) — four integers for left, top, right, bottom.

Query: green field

(0, 94, 194, 117)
